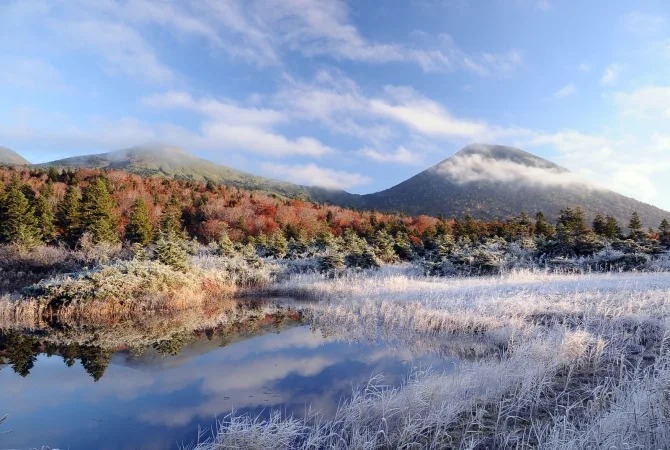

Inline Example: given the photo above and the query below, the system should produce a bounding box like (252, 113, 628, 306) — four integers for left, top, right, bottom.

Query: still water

(0, 317, 455, 449)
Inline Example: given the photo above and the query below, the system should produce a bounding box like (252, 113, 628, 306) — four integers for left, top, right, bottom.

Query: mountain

(358, 144, 668, 227)
(26, 143, 670, 227)
(0, 146, 30, 166)
(39, 146, 359, 203)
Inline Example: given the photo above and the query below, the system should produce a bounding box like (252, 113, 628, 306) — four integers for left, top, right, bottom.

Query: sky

(2, 1, 670, 209)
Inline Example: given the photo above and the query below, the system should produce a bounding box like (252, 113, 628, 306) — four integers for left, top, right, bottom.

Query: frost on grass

(190, 271, 670, 449)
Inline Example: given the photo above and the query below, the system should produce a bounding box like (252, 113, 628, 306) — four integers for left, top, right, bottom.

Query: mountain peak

(446, 143, 567, 172)
(112, 145, 192, 160)
(0, 146, 31, 166)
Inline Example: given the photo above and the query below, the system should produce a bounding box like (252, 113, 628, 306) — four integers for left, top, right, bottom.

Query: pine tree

(267, 232, 288, 259)
(125, 198, 153, 245)
(592, 214, 607, 236)
(659, 219, 670, 247)
(56, 185, 81, 247)
(604, 215, 622, 240)
(0, 182, 41, 248)
(534, 211, 555, 237)
(79, 178, 118, 244)
(216, 230, 236, 257)
(154, 231, 190, 272)
(35, 194, 56, 243)
(628, 212, 645, 241)
(373, 229, 398, 263)
(159, 194, 184, 237)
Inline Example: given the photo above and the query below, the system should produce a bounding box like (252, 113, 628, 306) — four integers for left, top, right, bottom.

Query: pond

(0, 303, 457, 449)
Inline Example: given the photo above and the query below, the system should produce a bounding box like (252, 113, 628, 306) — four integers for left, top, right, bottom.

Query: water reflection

(0, 302, 455, 449)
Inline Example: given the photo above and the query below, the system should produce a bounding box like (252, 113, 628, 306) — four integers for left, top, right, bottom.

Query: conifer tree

(0, 182, 41, 248)
(35, 194, 56, 243)
(79, 177, 118, 243)
(628, 212, 645, 241)
(592, 214, 607, 236)
(660, 219, 670, 247)
(216, 230, 236, 257)
(125, 198, 153, 245)
(603, 215, 622, 240)
(267, 231, 288, 259)
(154, 231, 190, 272)
(159, 194, 183, 238)
(56, 185, 81, 247)
(534, 211, 555, 237)
(373, 229, 398, 263)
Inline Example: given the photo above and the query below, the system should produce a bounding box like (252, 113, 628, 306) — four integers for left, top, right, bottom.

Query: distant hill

(358, 144, 669, 227)
(0, 146, 30, 166)
(39, 146, 359, 204)
(17, 143, 670, 227)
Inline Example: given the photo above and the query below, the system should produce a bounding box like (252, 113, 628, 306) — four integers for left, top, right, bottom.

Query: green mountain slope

(39, 146, 360, 203)
(359, 144, 668, 227)
(0, 146, 31, 166)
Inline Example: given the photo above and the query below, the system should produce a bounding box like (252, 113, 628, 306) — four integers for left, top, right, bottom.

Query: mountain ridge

(8, 143, 669, 227)
(0, 146, 31, 166)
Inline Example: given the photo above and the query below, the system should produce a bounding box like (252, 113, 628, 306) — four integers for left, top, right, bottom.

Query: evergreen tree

(159, 194, 184, 238)
(628, 212, 645, 241)
(79, 178, 118, 244)
(56, 185, 81, 247)
(267, 232, 288, 259)
(216, 230, 236, 257)
(0, 182, 41, 248)
(592, 214, 607, 236)
(393, 231, 414, 261)
(534, 211, 555, 237)
(659, 219, 670, 247)
(125, 198, 153, 245)
(373, 229, 398, 263)
(35, 194, 56, 243)
(603, 215, 622, 240)
(154, 231, 190, 272)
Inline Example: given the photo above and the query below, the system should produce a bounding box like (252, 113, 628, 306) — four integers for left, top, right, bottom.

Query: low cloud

(261, 162, 371, 190)
(435, 153, 601, 189)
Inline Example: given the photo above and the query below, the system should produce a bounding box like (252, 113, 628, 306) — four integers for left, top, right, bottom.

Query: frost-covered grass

(190, 270, 670, 449)
(0, 253, 277, 325)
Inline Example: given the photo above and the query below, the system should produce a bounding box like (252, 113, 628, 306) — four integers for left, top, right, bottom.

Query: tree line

(0, 166, 668, 266)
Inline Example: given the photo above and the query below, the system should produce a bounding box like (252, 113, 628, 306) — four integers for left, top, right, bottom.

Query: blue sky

(2, 1, 670, 210)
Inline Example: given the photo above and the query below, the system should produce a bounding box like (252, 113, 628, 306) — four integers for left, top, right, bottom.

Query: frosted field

(193, 270, 670, 449)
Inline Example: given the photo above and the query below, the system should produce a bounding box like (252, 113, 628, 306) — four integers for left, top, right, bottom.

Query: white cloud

(370, 86, 487, 139)
(435, 152, 600, 189)
(359, 146, 422, 165)
(552, 83, 576, 99)
(612, 86, 670, 119)
(142, 91, 286, 127)
(261, 162, 371, 190)
(0, 58, 69, 91)
(57, 19, 175, 84)
(623, 11, 667, 35)
(577, 63, 591, 73)
(600, 64, 622, 86)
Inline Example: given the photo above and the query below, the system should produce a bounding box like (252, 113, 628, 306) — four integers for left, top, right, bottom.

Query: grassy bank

(0, 250, 275, 325)
(189, 271, 670, 449)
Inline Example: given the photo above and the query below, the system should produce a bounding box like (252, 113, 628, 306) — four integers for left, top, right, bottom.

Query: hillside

(0, 146, 30, 166)
(359, 144, 668, 227)
(39, 146, 359, 204)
